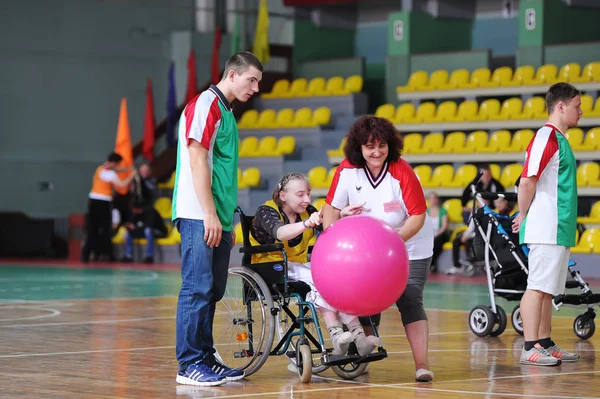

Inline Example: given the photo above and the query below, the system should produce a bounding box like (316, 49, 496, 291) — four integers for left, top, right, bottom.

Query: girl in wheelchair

(251, 172, 380, 357)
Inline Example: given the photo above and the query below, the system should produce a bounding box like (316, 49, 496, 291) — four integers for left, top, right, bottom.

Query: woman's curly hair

(343, 115, 404, 167)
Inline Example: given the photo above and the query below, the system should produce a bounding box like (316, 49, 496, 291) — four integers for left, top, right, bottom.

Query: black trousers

(452, 232, 473, 267)
(431, 232, 449, 270)
(82, 199, 112, 261)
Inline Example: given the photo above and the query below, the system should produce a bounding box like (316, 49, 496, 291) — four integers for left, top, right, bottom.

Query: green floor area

(0, 265, 590, 317)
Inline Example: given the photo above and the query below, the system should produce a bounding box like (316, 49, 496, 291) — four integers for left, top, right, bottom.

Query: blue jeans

(124, 227, 154, 258)
(175, 218, 232, 372)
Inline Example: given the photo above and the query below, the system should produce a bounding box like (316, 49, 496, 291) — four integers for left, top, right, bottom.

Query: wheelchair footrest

(323, 354, 362, 366)
(354, 350, 388, 364)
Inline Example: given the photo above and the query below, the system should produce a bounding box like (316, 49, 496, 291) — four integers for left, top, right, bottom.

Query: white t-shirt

(326, 159, 434, 260)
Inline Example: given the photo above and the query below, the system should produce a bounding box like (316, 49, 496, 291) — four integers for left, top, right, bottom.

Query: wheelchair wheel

(332, 361, 368, 380)
(276, 300, 329, 374)
(297, 343, 313, 383)
(511, 305, 524, 336)
(469, 305, 494, 337)
(213, 266, 276, 377)
(489, 305, 507, 337)
(574, 314, 596, 340)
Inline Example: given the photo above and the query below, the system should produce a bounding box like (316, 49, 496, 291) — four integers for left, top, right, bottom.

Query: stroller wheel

(489, 305, 507, 337)
(573, 314, 596, 340)
(469, 306, 495, 337)
(511, 305, 524, 336)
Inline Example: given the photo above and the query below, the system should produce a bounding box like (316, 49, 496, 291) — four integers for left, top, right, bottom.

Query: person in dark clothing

(461, 164, 505, 224)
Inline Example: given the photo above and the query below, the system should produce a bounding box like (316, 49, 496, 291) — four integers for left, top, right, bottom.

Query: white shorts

(527, 244, 570, 296)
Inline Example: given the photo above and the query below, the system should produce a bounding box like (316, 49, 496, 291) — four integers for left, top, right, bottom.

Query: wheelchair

(212, 206, 387, 383)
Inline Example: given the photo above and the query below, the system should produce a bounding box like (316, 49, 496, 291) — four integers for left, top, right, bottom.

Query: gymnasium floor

(1, 261, 599, 399)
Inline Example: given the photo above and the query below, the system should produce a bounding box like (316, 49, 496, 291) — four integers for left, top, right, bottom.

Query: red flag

(211, 27, 222, 84)
(142, 79, 156, 161)
(185, 50, 198, 103)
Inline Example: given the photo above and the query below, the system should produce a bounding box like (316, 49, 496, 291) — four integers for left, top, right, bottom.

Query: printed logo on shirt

(355, 185, 362, 193)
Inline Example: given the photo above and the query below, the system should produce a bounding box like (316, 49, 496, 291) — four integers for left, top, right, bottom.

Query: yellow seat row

(239, 107, 331, 129)
(112, 224, 182, 246)
(376, 94, 600, 125)
(261, 75, 363, 99)
(397, 62, 600, 93)
(307, 166, 336, 189)
(239, 136, 296, 157)
(158, 167, 262, 190)
(237, 167, 261, 189)
(414, 163, 523, 190)
(579, 202, 600, 225)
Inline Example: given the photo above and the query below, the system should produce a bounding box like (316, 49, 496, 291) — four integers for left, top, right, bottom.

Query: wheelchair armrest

(239, 243, 284, 254)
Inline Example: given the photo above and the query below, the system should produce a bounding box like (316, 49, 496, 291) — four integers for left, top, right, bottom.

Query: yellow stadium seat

(403, 133, 422, 154)
(280, 78, 308, 98)
(439, 69, 470, 90)
(589, 98, 600, 118)
(327, 137, 346, 158)
(578, 202, 600, 225)
(443, 225, 468, 250)
(238, 109, 259, 129)
(447, 164, 478, 188)
(308, 166, 328, 188)
(238, 168, 247, 189)
(413, 165, 432, 186)
(397, 70, 428, 92)
(256, 136, 278, 156)
(461, 68, 491, 89)
(571, 228, 600, 254)
(112, 226, 127, 244)
(292, 108, 313, 128)
(581, 94, 594, 115)
(436, 131, 466, 154)
(506, 65, 536, 86)
(239, 136, 259, 157)
(336, 75, 364, 95)
(242, 167, 261, 187)
(261, 79, 290, 99)
(473, 99, 501, 121)
(326, 167, 336, 186)
(421, 69, 449, 91)
(481, 130, 511, 153)
(256, 109, 276, 128)
(312, 197, 327, 210)
(570, 62, 600, 83)
(442, 198, 464, 223)
(154, 197, 172, 219)
(431, 101, 457, 122)
(500, 164, 523, 188)
(447, 100, 479, 122)
(375, 104, 396, 122)
(482, 66, 513, 87)
(527, 64, 557, 86)
(489, 163, 501, 180)
(489, 97, 523, 120)
(457, 131, 489, 154)
(577, 162, 600, 187)
(506, 129, 534, 152)
(317, 76, 345, 96)
(394, 103, 417, 124)
(565, 128, 585, 150)
(579, 127, 600, 151)
(516, 96, 546, 120)
(412, 132, 444, 154)
(158, 171, 176, 189)
(298, 77, 326, 97)
(312, 107, 331, 126)
(275, 136, 296, 156)
(550, 63, 581, 84)
(404, 102, 436, 124)
(428, 165, 455, 188)
(264, 108, 294, 129)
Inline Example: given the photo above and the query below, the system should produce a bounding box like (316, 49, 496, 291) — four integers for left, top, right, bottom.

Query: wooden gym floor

(0, 261, 599, 399)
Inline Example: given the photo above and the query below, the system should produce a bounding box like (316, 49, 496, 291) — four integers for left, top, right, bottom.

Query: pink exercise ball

(311, 215, 409, 316)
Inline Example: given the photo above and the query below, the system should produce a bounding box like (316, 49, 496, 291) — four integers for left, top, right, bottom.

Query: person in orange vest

(81, 152, 135, 262)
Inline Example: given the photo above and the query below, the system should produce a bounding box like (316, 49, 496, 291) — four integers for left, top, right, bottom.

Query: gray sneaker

(546, 344, 580, 362)
(520, 346, 562, 366)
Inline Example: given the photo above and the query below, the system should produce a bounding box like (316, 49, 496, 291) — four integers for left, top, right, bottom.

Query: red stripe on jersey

(388, 159, 427, 216)
(325, 159, 357, 205)
(185, 96, 221, 149)
(522, 127, 559, 178)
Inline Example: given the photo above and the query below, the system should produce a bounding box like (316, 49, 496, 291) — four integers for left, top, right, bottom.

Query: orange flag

(114, 97, 133, 195)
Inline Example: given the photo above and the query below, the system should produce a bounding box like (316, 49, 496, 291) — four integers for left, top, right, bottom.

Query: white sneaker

(445, 266, 463, 275)
(520, 345, 561, 366)
(415, 368, 434, 382)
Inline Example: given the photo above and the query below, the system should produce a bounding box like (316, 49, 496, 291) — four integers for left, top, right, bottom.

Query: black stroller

(467, 189, 600, 340)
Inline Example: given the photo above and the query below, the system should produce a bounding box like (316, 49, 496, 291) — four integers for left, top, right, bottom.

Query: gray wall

(0, 0, 212, 217)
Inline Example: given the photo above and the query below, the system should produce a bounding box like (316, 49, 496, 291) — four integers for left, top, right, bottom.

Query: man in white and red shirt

(513, 82, 582, 366)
